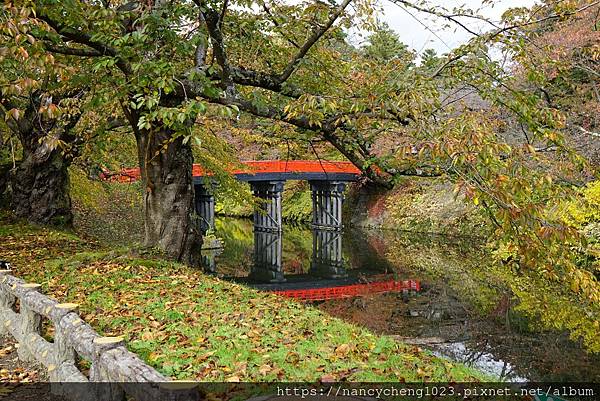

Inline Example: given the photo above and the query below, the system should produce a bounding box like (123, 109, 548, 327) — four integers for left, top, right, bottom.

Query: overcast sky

(365, 0, 537, 56)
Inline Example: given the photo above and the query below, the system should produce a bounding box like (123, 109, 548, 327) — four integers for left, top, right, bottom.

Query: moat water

(202, 217, 600, 383)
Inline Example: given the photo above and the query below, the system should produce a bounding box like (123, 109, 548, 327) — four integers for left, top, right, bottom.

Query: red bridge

(105, 159, 362, 233)
(105, 160, 361, 183)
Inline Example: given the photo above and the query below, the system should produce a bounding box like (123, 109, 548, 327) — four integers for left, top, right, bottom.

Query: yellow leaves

(196, 351, 215, 362)
(570, 279, 580, 294)
(524, 143, 536, 154)
(16, 46, 28, 60)
(334, 343, 351, 357)
(141, 331, 157, 341)
(0, 385, 14, 396)
(258, 364, 272, 376)
(44, 53, 55, 65)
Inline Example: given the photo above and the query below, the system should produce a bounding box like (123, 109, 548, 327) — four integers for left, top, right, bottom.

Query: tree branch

(204, 9, 235, 96)
(36, 12, 132, 76)
(278, 0, 353, 83)
(261, 1, 300, 48)
(43, 43, 103, 57)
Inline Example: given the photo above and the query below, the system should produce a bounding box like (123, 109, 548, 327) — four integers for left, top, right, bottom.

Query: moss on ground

(0, 212, 487, 382)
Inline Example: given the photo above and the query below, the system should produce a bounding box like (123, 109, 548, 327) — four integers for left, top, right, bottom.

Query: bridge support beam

(250, 231, 286, 283)
(251, 181, 285, 232)
(195, 183, 215, 234)
(310, 229, 347, 278)
(310, 181, 346, 230)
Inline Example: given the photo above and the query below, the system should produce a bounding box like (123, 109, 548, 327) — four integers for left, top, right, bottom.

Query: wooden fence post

(17, 283, 42, 362)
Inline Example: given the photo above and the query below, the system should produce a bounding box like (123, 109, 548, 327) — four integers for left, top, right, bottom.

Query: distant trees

(363, 23, 412, 63)
(515, 0, 600, 165)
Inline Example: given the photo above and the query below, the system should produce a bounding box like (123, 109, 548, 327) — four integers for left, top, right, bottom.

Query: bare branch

(204, 9, 235, 96)
(389, 0, 481, 36)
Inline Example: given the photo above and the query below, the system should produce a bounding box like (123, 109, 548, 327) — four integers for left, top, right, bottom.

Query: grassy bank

(0, 212, 486, 382)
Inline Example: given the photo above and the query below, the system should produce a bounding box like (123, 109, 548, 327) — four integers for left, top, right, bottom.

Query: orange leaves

(38, 103, 59, 119)
(257, 364, 273, 376)
(16, 46, 28, 61)
(5, 108, 21, 121)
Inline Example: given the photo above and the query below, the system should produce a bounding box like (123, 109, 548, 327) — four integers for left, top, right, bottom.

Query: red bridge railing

(272, 279, 420, 301)
(103, 160, 361, 183)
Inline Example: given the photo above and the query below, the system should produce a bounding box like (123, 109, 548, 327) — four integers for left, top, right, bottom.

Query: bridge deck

(107, 160, 361, 183)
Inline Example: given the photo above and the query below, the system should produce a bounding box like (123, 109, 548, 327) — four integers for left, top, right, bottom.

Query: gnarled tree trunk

(11, 144, 72, 226)
(0, 163, 11, 208)
(1, 92, 76, 227)
(135, 125, 202, 266)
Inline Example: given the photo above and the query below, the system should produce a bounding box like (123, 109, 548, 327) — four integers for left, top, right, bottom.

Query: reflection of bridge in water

(248, 229, 346, 283)
(203, 227, 420, 301)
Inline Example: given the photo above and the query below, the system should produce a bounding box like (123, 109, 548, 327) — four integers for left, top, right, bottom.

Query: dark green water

(203, 217, 600, 383)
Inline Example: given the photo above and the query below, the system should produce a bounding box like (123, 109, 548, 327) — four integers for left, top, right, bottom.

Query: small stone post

(0, 270, 15, 336)
(90, 336, 127, 401)
(17, 283, 42, 362)
(52, 303, 79, 380)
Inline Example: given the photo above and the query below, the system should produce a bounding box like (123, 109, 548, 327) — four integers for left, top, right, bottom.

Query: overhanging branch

(36, 11, 132, 76)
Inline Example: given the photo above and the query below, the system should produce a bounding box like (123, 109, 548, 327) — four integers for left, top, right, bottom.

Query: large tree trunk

(11, 141, 73, 226)
(135, 126, 203, 266)
(0, 163, 11, 209)
(3, 96, 75, 226)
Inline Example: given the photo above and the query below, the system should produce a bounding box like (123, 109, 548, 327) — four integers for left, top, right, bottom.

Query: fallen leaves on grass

(0, 218, 484, 383)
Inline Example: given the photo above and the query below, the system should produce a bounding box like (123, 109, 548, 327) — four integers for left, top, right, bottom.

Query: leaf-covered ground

(0, 213, 486, 382)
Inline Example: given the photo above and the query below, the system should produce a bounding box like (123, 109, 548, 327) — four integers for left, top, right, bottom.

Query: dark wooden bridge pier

(310, 180, 347, 231)
(310, 229, 347, 278)
(195, 182, 216, 234)
(250, 231, 285, 283)
(250, 181, 285, 232)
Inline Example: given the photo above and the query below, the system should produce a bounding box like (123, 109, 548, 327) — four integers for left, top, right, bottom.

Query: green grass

(0, 214, 486, 382)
